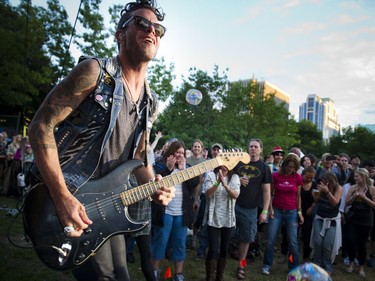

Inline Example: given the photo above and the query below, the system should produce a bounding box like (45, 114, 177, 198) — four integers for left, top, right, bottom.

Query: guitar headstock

(216, 151, 250, 170)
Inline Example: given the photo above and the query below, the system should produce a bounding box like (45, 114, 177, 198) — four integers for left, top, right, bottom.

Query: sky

(11, 0, 375, 128)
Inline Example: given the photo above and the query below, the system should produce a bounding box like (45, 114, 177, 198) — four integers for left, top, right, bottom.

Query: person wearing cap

(27, 1, 175, 280)
(211, 143, 223, 153)
(314, 153, 335, 185)
(270, 146, 285, 173)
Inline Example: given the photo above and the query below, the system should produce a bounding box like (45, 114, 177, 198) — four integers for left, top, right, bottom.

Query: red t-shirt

(272, 172, 303, 210)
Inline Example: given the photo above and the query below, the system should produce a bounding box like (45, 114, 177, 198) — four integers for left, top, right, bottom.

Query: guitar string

(81, 155, 236, 214)
(81, 164, 207, 213)
(81, 157, 224, 214)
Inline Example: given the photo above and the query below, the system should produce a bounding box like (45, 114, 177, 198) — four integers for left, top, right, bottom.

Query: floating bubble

(286, 263, 332, 281)
(186, 89, 202, 105)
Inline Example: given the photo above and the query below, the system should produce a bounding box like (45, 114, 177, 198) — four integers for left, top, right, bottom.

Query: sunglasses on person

(121, 15, 166, 38)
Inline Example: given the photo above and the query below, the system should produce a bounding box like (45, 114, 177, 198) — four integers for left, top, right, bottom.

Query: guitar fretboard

(120, 157, 220, 206)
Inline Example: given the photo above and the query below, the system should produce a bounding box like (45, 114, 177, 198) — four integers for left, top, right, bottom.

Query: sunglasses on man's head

(121, 15, 166, 38)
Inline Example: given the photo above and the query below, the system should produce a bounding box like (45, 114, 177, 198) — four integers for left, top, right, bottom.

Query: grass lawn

(1, 195, 374, 280)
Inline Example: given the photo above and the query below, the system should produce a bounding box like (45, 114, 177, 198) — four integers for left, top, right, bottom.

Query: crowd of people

(7, 1, 374, 281)
(0, 131, 34, 197)
(136, 137, 375, 280)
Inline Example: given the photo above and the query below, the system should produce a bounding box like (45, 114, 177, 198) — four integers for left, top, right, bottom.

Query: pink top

(272, 172, 303, 210)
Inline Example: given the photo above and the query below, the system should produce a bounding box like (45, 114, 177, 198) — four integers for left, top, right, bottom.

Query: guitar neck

(120, 157, 220, 206)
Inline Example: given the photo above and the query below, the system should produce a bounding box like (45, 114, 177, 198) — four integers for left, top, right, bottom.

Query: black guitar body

(22, 151, 250, 270)
(23, 159, 148, 270)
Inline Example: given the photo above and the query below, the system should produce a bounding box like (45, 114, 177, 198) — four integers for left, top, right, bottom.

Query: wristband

(298, 211, 302, 215)
(213, 182, 219, 187)
(261, 209, 268, 215)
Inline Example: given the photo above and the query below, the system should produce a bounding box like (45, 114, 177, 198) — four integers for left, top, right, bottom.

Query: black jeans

(206, 225, 234, 260)
(347, 222, 372, 266)
(301, 214, 313, 259)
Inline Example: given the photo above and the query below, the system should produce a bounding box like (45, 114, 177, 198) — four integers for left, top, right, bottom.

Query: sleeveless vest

(31, 56, 158, 193)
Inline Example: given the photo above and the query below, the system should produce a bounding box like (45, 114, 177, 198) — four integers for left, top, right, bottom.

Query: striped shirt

(165, 169, 184, 216)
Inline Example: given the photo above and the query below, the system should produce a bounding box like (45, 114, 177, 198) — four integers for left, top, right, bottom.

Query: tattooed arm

(28, 59, 100, 237)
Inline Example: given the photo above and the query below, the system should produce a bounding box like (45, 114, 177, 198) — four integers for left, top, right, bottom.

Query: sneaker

(343, 257, 350, 266)
(261, 266, 270, 275)
(153, 269, 161, 281)
(174, 273, 184, 281)
(355, 258, 359, 266)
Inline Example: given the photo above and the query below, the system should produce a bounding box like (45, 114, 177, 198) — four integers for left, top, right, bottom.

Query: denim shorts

(235, 204, 258, 243)
(152, 214, 187, 261)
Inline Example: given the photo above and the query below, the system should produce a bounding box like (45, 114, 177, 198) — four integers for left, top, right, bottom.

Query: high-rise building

(238, 79, 290, 110)
(299, 94, 340, 140)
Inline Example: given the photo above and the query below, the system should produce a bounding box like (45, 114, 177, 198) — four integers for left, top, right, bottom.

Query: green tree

(297, 119, 323, 156)
(147, 57, 175, 102)
(154, 66, 228, 147)
(215, 79, 299, 153)
(155, 70, 300, 153)
(76, 0, 116, 57)
(41, 0, 75, 80)
(0, 0, 52, 108)
(329, 126, 375, 160)
(215, 80, 252, 148)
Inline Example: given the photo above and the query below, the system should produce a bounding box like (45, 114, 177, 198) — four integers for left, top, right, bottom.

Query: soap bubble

(286, 263, 332, 281)
(186, 89, 202, 105)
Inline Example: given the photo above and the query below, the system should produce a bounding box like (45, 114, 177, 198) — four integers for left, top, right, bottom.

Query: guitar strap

(136, 82, 154, 167)
(144, 100, 149, 167)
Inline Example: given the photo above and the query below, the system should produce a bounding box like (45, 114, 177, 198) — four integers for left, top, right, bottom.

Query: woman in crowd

(345, 168, 375, 278)
(204, 165, 240, 281)
(300, 166, 316, 261)
(298, 155, 312, 174)
(262, 153, 304, 275)
(2, 134, 22, 196)
(152, 140, 199, 281)
(311, 171, 342, 276)
(314, 154, 335, 184)
(270, 146, 284, 173)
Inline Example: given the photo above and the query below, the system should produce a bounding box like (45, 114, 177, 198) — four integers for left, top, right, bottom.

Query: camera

(326, 155, 336, 161)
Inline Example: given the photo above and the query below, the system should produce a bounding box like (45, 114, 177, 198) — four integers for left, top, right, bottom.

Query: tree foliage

(42, 0, 75, 79)
(297, 120, 324, 157)
(214, 79, 299, 154)
(0, 0, 119, 114)
(76, 0, 116, 57)
(1, 0, 373, 161)
(154, 70, 300, 155)
(154, 66, 227, 148)
(1, 1, 45, 108)
(147, 57, 175, 102)
(328, 126, 375, 160)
